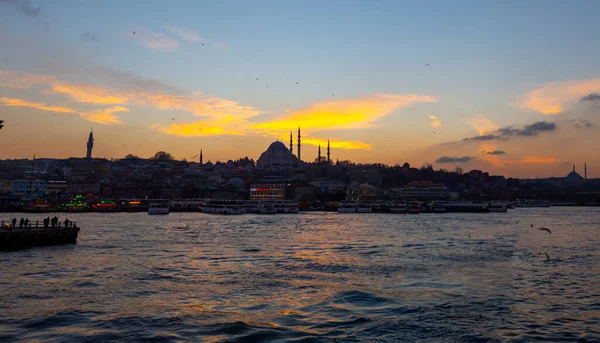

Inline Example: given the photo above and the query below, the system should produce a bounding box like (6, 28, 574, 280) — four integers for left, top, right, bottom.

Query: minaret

(585, 162, 587, 181)
(200, 149, 203, 165)
(297, 127, 301, 162)
(318, 144, 321, 163)
(289, 131, 293, 155)
(327, 139, 331, 164)
(86, 129, 94, 159)
(573, 164, 575, 173)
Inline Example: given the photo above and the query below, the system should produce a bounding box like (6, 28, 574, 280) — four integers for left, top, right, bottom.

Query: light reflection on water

(1, 207, 599, 342)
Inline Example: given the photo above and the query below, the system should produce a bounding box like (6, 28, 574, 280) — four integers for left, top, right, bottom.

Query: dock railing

(1, 219, 78, 232)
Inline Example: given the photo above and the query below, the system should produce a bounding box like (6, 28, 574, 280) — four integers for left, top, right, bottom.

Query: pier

(0, 220, 80, 251)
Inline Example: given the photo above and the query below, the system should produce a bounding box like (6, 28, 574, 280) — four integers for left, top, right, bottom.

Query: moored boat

(390, 202, 408, 214)
(148, 199, 170, 215)
(202, 200, 246, 215)
(444, 201, 489, 213)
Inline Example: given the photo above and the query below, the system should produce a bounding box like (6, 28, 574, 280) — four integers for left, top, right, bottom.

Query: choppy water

(1, 207, 599, 342)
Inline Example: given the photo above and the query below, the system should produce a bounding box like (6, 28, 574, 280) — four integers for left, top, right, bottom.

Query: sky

(0, 0, 599, 178)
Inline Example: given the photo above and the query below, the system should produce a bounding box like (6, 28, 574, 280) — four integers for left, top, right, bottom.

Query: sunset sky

(1, 0, 599, 178)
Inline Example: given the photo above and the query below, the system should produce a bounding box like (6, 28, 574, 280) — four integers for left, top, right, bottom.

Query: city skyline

(1, 1, 599, 178)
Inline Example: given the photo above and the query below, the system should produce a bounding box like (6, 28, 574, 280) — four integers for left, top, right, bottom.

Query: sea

(1, 207, 599, 342)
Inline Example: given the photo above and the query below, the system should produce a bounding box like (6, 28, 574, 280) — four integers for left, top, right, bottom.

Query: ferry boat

(390, 202, 408, 214)
(516, 199, 550, 208)
(337, 202, 357, 213)
(260, 205, 277, 214)
(444, 201, 489, 213)
(488, 201, 508, 213)
(148, 199, 170, 215)
(408, 201, 421, 214)
(431, 201, 447, 213)
(276, 200, 300, 214)
(202, 200, 246, 215)
(356, 202, 373, 213)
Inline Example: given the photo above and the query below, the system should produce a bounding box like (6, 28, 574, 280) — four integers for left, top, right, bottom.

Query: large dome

(226, 177, 245, 188)
(257, 141, 297, 169)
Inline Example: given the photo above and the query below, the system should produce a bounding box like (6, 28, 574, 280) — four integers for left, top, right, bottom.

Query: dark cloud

(463, 121, 557, 142)
(485, 150, 506, 155)
(0, 0, 41, 16)
(436, 156, 474, 163)
(573, 119, 593, 129)
(580, 93, 600, 102)
(80, 32, 98, 43)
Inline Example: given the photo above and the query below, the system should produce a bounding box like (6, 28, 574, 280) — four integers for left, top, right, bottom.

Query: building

(250, 183, 286, 200)
(346, 182, 378, 201)
(390, 181, 458, 200)
(565, 164, 585, 184)
(47, 180, 68, 196)
(256, 141, 298, 169)
(11, 179, 48, 195)
(0, 180, 11, 194)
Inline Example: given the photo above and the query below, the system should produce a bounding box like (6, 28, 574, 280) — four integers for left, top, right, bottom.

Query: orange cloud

(79, 106, 128, 125)
(508, 156, 560, 164)
(254, 94, 437, 134)
(479, 142, 506, 168)
(301, 138, 372, 150)
(465, 116, 498, 135)
(48, 83, 130, 104)
(429, 115, 441, 128)
(151, 116, 248, 137)
(0, 97, 76, 113)
(0, 70, 55, 89)
(521, 78, 600, 114)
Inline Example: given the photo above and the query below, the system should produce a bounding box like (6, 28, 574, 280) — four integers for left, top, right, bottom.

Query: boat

(444, 201, 489, 213)
(431, 201, 447, 213)
(390, 202, 408, 214)
(276, 200, 299, 214)
(337, 202, 357, 213)
(408, 201, 420, 214)
(356, 202, 373, 213)
(516, 199, 550, 208)
(488, 201, 508, 213)
(148, 199, 170, 215)
(202, 200, 246, 215)
(259, 205, 278, 214)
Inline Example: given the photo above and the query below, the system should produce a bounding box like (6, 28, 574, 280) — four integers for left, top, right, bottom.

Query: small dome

(226, 177, 245, 188)
(204, 161, 214, 167)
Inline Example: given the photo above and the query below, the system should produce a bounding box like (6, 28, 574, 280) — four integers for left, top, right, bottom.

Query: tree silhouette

(124, 154, 140, 159)
(152, 151, 174, 160)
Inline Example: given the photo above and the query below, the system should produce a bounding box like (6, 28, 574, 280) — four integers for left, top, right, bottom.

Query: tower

(327, 139, 331, 164)
(585, 162, 587, 181)
(200, 149, 203, 165)
(318, 144, 321, 163)
(573, 164, 575, 172)
(297, 127, 301, 162)
(86, 129, 94, 159)
(289, 131, 293, 155)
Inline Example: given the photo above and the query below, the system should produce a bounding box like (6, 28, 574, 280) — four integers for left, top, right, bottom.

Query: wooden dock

(0, 220, 80, 251)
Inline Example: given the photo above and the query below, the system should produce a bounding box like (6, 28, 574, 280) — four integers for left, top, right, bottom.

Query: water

(1, 207, 599, 342)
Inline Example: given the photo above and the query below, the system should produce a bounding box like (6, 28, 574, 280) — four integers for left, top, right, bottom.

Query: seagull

(530, 224, 534, 228)
(332, 93, 335, 96)
(426, 63, 429, 66)
(133, 32, 136, 35)
(201, 43, 204, 46)
(545, 252, 551, 260)
(296, 82, 299, 84)
(255, 78, 259, 80)
(538, 227, 552, 234)
(266, 85, 269, 88)
(172, 118, 175, 120)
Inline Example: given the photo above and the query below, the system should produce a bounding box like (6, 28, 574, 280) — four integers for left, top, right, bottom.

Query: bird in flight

(255, 78, 259, 80)
(426, 63, 429, 66)
(538, 227, 552, 234)
(332, 93, 335, 96)
(201, 43, 204, 46)
(296, 82, 299, 84)
(172, 118, 175, 120)
(133, 32, 136, 35)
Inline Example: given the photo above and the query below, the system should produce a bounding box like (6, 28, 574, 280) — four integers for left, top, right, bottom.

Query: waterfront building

(250, 183, 286, 200)
(11, 179, 48, 195)
(346, 182, 378, 201)
(46, 180, 68, 196)
(390, 181, 458, 201)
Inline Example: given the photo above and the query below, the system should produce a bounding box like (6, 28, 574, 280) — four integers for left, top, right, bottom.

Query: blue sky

(0, 0, 599, 177)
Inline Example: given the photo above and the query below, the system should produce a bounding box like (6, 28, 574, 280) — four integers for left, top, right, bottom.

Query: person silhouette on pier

(64, 218, 69, 228)
(24, 219, 29, 227)
(19, 218, 24, 227)
(12, 218, 16, 227)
